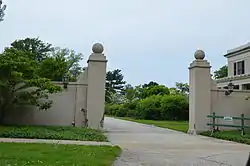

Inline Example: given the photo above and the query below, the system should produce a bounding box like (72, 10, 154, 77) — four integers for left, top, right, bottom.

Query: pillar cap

(194, 50, 205, 60)
(92, 43, 104, 54)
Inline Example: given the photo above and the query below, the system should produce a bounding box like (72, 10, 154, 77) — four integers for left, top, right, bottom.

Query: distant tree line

(105, 69, 190, 120)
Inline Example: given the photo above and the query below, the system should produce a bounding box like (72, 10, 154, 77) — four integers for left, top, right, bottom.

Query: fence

(207, 112, 250, 135)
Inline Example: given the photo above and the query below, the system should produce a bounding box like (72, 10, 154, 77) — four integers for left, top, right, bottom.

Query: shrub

(114, 104, 127, 117)
(105, 94, 189, 121)
(123, 100, 138, 111)
(105, 104, 127, 117)
(126, 109, 137, 118)
(123, 100, 138, 118)
(160, 95, 189, 120)
(105, 104, 118, 116)
(136, 95, 162, 120)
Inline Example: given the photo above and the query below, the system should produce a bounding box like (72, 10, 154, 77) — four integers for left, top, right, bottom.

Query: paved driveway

(104, 117, 250, 166)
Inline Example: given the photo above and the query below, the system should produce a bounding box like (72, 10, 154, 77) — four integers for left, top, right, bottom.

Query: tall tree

(106, 69, 126, 103)
(139, 84, 170, 99)
(0, 0, 7, 22)
(10, 38, 83, 82)
(142, 81, 159, 88)
(38, 55, 68, 81)
(10, 37, 53, 63)
(214, 65, 228, 79)
(169, 87, 180, 95)
(124, 84, 137, 102)
(0, 47, 61, 124)
(48, 47, 83, 81)
(175, 82, 189, 95)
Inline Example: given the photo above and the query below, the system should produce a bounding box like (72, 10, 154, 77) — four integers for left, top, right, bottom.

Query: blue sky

(1, 0, 250, 87)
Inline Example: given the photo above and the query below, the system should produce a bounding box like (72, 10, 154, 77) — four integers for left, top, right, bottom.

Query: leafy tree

(0, 2, 7, 22)
(63, 48, 83, 78)
(41, 47, 83, 81)
(142, 81, 159, 88)
(214, 65, 228, 79)
(10, 38, 83, 82)
(123, 84, 137, 102)
(38, 56, 68, 81)
(0, 47, 61, 124)
(108, 93, 126, 104)
(169, 87, 180, 95)
(132, 83, 169, 99)
(140, 85, 170, 99)
(175, 82, 189, 95)
(106, 69, 126, 103)
(10, 37, 53, 63)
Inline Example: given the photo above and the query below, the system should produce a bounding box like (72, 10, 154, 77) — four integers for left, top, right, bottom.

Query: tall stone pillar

(74, 67, 88, 127)
(188, 50, 211, 135)
(86, 43, 107, 129)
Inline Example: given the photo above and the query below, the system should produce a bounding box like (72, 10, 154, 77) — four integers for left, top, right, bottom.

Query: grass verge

(0, 142, 121, 166)
(115, 117, 188, 132)
(201, 130, 250, 145)
(0, 125, 108, 142)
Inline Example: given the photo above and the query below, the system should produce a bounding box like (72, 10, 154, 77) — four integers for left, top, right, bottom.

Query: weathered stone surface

(92, 43, 104, 54)
(194, 50, 205, 60)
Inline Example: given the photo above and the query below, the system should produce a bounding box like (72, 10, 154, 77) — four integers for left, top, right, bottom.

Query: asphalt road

(104, 117, 250, 166)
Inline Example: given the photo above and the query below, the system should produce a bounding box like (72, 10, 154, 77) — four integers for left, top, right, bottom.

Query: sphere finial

(92, 43, 104, 54)
(194, 50, 205, 60)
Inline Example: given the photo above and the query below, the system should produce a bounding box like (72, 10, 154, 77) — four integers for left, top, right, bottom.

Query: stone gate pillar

(86, 43, 107, 129)
(188, 50, 211, 135)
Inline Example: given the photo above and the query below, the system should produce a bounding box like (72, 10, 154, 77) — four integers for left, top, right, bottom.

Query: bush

(115, 104, 127, 117)
(126, 109, 137, 118)
(123, 100, 138, 118)
(105, 104, 127, 117)
(105, 94, 189, 121)
(160, 95, 189, 120)
(136, 95, 162, 120)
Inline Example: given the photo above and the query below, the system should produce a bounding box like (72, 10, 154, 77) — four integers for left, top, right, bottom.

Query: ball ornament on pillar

(92, 43, 104, 54)
(194, 50, 205, 60)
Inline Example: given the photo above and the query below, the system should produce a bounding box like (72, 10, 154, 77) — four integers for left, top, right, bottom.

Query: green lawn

(117, 117, 188, 132)
(0, 143, 121, 166)
(201, 130, 250, 145)
(0, 125, 108, 142)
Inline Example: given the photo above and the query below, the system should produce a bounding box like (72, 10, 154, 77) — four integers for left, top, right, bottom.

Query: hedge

(105, 94, 188, 120)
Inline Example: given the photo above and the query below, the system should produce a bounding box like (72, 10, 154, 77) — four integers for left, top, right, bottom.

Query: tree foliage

(0, 37, 84, 124)
(142, 81, 159, 88)
(123, 84, 137, 102)
(11, 37, 53, 63)
(10, 38, 83, 82)
(175, 82, 189, 95)
(136, 84, 170, 99)
(105, 76, 189, 120)
(106, 69, 126, 103)
(0, 47, 61, 123)
(214, 65, 228, 79)
(39, 47, 83, 81)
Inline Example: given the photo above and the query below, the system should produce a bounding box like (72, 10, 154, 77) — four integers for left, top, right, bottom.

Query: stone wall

(188, 50, 250, 134)
(211, 89, 250, 130)
(2, 43, 107, 129)
(3, 82, 88, 127)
